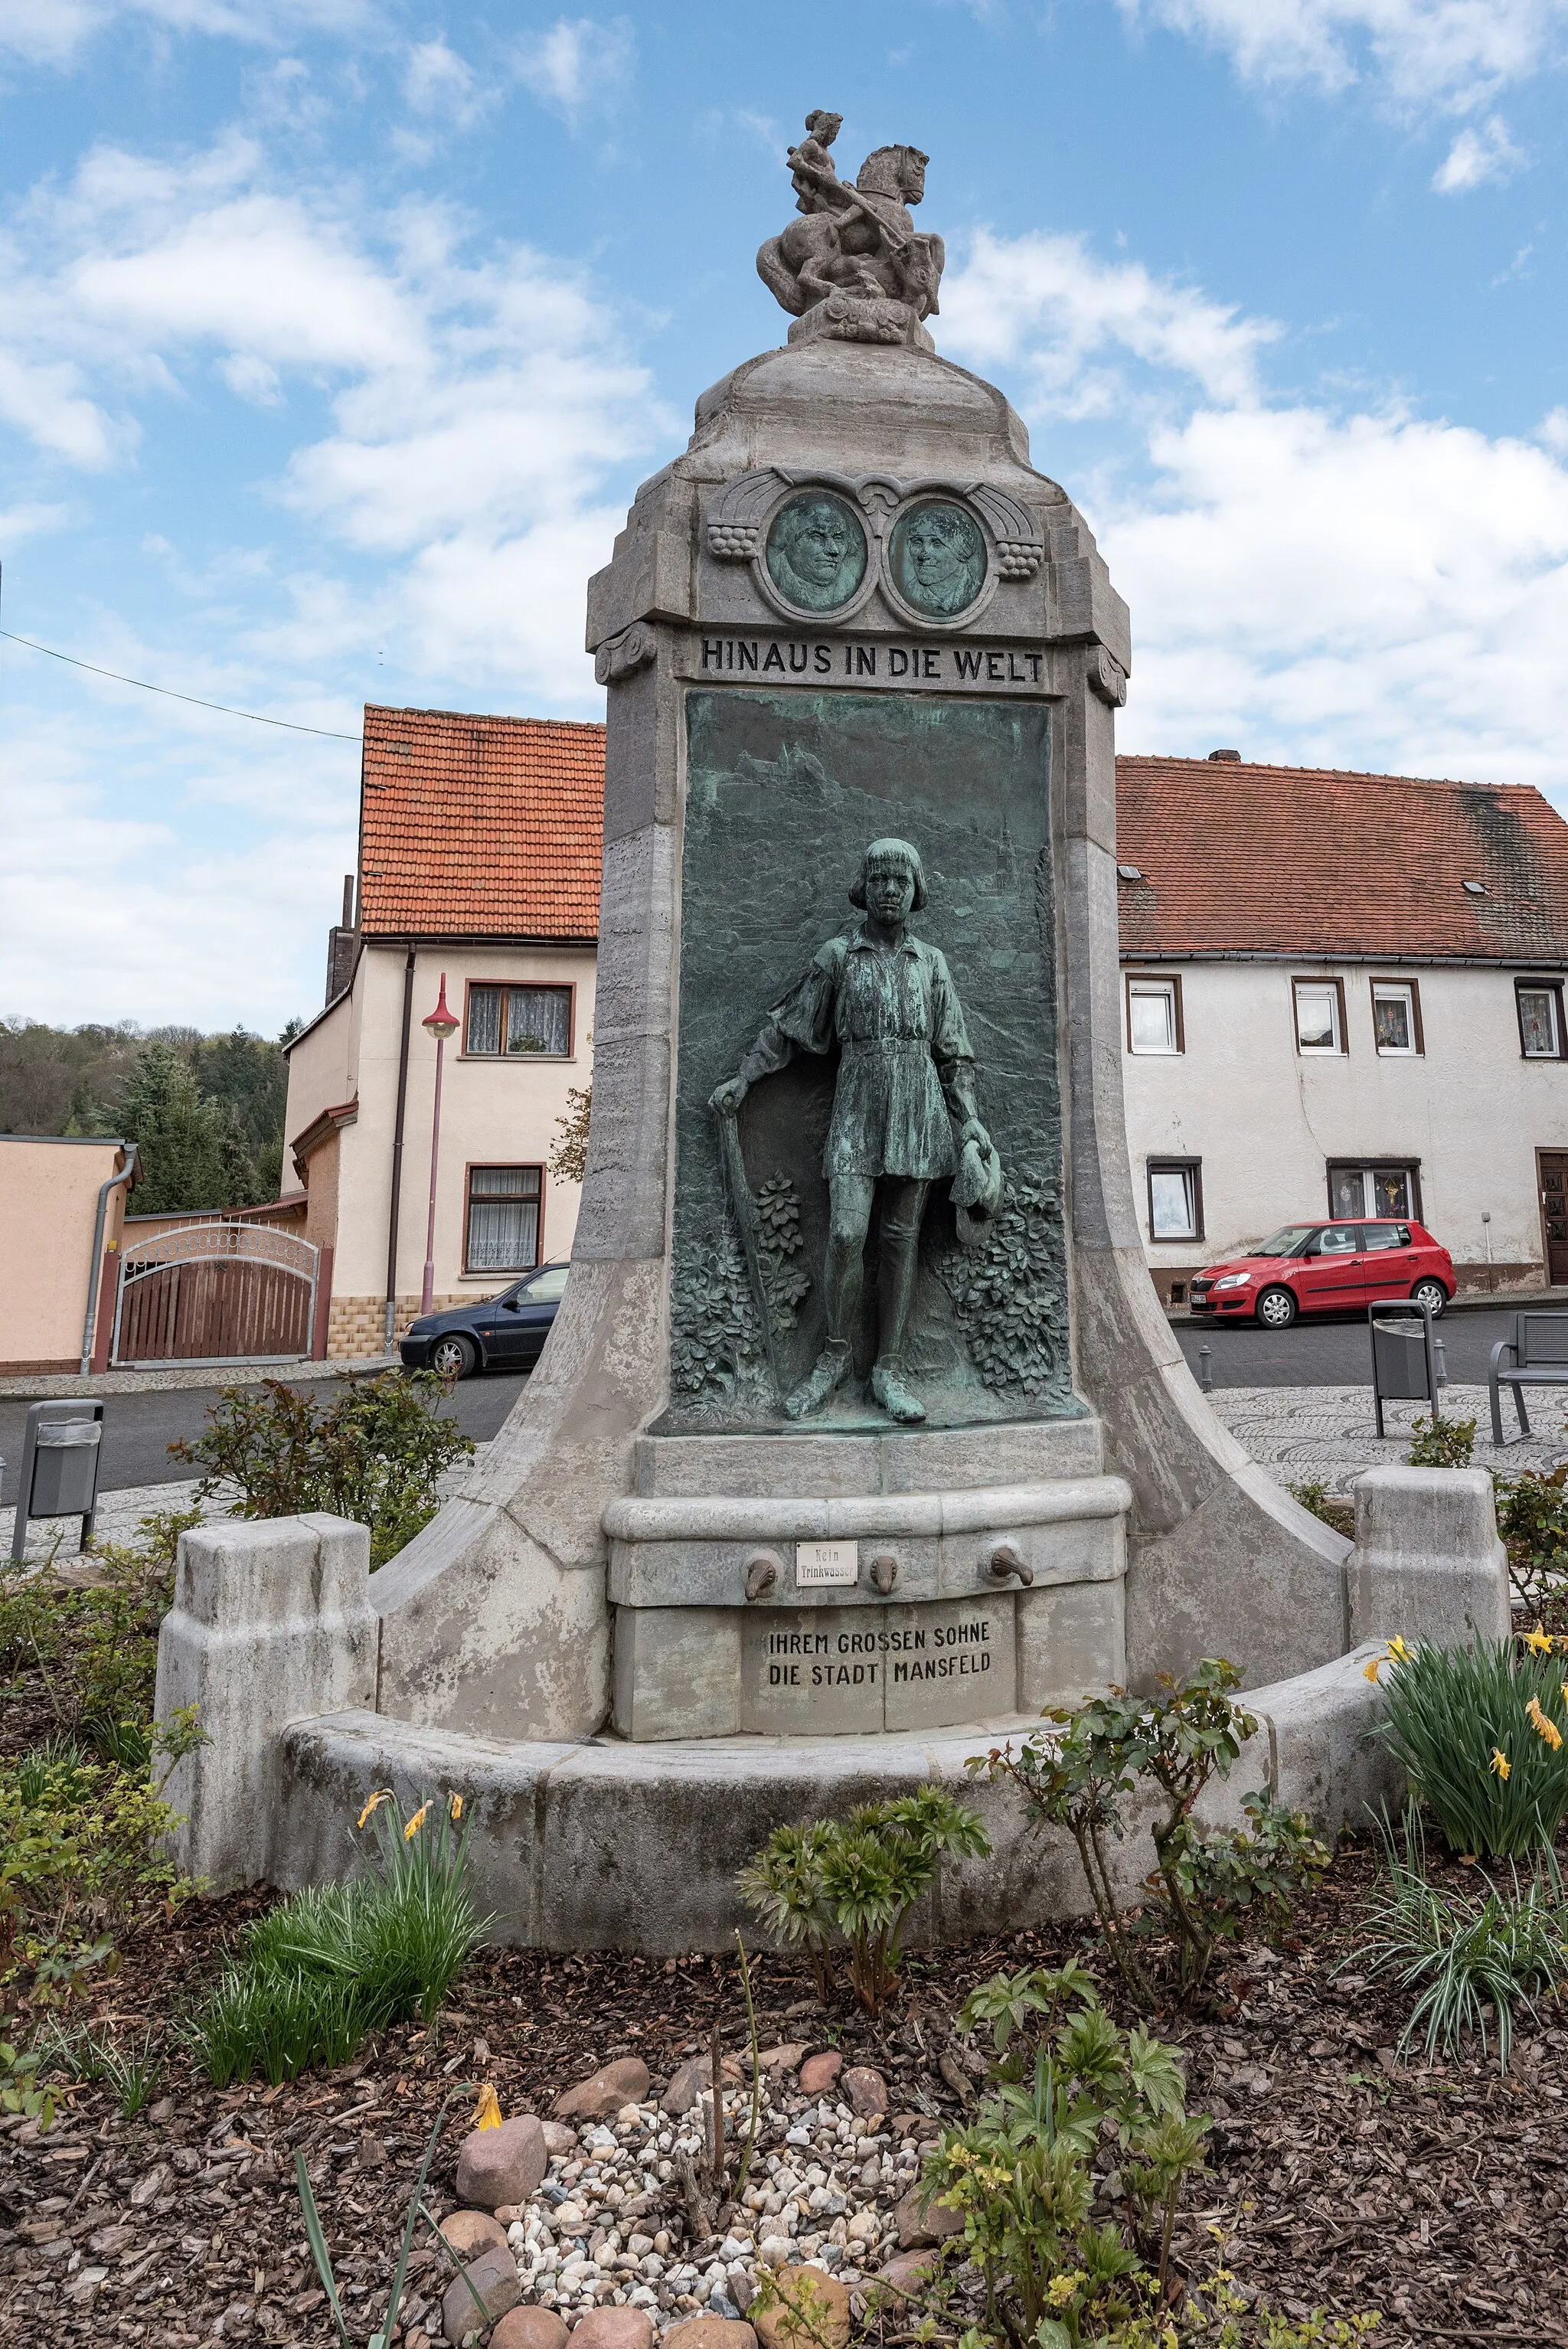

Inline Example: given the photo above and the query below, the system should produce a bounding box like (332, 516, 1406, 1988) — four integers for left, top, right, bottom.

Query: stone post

(1345, 1465, 1511, 1650)
(154, 1514, 375, 1890)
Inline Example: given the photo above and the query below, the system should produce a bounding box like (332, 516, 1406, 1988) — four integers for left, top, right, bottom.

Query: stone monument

(158, 117, 1469, 1946)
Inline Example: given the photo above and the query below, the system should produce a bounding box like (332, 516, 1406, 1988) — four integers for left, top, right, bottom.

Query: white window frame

(1126, 976, 1181, 1056)
(1518, 983, 1563, 1060)
(1370, 980, 1418, 1057)
(1327, 1163, 1418, 1220)
(1293, 978, 1344, 1056)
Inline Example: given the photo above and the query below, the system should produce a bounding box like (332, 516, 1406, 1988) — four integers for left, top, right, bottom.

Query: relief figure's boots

(783, 1338, 852, 1421)
(871, 1356, 925, 1424)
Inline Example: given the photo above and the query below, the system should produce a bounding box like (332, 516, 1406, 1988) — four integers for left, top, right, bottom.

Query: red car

(1188, 1219, 1453, 1329)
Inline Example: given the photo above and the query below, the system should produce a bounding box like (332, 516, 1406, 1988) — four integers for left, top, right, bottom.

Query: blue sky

(4, 0, 1568, 1031)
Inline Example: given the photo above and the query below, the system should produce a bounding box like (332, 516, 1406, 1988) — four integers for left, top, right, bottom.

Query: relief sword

(713, 1103, 783, 1401)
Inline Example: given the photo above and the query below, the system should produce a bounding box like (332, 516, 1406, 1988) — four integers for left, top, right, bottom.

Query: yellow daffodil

(1491, 1748, 1512, 1781)
(449, 1792, 463, 1821)
(1363, 1657, 1381, 1683)
(1527, 1623, 1555, 1656)
(357, 1789, 393, 1830)
(1527, 1697, 1565, 1751)
(403, 1800, 432, 1841)
(1388, 1635, 1413, 1663)
(473, 2083, 502, 2132)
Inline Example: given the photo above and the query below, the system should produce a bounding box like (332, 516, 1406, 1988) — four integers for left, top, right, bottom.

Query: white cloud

(0, 137, 669, 707)
(403, 37, 495, 130)
(1432, 113, 1526, 187)
(512, 15, 633, 122)
(1120, 0, 1568, 115)
(942, 227, 1278, 419)
(0, 0, 369, 67)
(945, 225, 1568, 793)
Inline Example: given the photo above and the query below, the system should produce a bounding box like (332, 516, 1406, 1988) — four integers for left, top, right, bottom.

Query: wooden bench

(1489, 1310, 1568, 1444)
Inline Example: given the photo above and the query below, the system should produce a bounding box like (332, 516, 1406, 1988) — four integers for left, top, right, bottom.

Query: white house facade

(1118, 754, 1568, 1308)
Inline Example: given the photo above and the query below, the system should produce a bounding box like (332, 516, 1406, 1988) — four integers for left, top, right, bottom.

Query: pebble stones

(841, 2068, 887, 2118)
(753, 2270, 852, 2349)
(555, 2060, 654, 2121)
(568, 2308, 657, 2349)
(492, 2312, 570, 2349)
(457, 2115, 550, 2210)
(664, 2321, 758, 2349)
(443, 2241, 524, 2345)
(439, 2210, 511, 2261)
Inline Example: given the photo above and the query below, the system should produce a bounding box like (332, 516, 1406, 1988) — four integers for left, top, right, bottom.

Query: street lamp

(420, 974, 459, 1316)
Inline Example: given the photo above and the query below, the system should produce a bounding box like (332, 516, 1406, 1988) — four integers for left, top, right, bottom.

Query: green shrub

(975, 1661, 1324, 2005)
(0, 1508, 194, 1744)
(171, 1373, 473, 1567)
(738, 1787, 989, 2015)
(1494, 1464, 1568, 1613)
(1406, 1413, 1476, 1468)
(922, 1961, 1207, 2343)
(191, 1794, 485, 2086)
(1357, 1804, 1568, 2071)
(0, 1743, 191, 1985)
(1374, 1634, 1568, 1857)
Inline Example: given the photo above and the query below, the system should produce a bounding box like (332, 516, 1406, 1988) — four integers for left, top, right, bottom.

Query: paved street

(0, 1368, 525, 1507)
(1172, 1302, 1530, 1390)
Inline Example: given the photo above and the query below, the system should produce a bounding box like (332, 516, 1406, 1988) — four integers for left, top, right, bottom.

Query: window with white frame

(466, 1165, 543, 1272)
(1126, 975, 1181, 1054)
(1517, 983, 1565, 1060)
(1148, 1159, 1202, 1241)
(1371, 980, 1419, 1056)
(1293, 979, 1344, 1054)
(1328, 1163, 1417, 1220)
(466, 983, 573, 1057)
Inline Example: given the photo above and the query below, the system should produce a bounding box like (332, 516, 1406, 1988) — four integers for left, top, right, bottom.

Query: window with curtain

(465, 984, 573, 1057)
(1147, 1159, 1202, 1241)
(1293, 980, 1343, 1054)
(466, 1165, 543, 1272)
(1518, 985, 1564, 1059)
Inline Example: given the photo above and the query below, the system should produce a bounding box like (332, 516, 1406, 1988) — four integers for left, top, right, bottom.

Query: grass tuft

(1357, 1804, 1568, 2072)
(189, 1796, 485, 2088)
(1376, 1635, 1568, 1857)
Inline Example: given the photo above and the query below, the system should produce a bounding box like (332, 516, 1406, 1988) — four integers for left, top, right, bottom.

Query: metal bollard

(1434, 1334, 1449, 1390)
(1198, 1343, 1214, 1393)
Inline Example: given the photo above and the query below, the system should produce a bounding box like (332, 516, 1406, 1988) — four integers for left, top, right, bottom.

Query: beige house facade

(0, 1135, 136, 1374)
(283, 706, 603, 1357)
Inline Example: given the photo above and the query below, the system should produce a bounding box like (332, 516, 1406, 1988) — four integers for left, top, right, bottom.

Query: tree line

(0, 1018, 301, 1214)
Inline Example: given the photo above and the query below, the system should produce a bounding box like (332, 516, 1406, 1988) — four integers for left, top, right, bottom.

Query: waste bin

(10, 1399, 106, 1563)
(1367, 1297, 1439, 1440)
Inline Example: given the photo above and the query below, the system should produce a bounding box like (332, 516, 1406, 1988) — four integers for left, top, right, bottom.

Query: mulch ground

(2, 1840, 1564, 2349)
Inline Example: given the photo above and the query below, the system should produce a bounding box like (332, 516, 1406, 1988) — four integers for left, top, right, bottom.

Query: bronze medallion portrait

(765, 490, 868, 613)
(890, 498, 986, 617)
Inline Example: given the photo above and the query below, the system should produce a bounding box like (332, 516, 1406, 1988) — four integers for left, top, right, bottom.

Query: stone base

(786, 295, 936, 353)
(273, 1646, 1398, 1951)
(604, 1417, 1130, 1739)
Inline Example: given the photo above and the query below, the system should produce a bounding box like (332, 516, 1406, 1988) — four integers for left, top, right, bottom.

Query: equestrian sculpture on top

(756, 110, 945, 351)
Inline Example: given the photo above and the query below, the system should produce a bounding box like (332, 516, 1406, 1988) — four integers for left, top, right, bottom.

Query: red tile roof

(358, 705, 604, 940)
(1115, 756, 1568, 963)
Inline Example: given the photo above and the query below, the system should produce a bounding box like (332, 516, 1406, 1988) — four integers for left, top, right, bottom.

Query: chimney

(325, 871, 360, 1005)
(1207, 748, 1241, 762)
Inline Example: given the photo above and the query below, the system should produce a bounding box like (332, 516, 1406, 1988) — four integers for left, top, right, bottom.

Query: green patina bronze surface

(765, 491, 868, 613)
(889, 500, 985, 616)
(664, 688, 1072, 1434)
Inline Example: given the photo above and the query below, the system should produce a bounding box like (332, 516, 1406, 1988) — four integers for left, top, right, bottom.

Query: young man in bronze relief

(710, 838, 992, 1424)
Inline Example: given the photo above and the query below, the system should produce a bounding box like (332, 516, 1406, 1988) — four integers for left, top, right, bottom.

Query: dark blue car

(400, 1262, 570, 1380)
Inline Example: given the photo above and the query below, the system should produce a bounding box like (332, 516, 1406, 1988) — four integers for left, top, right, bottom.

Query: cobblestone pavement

(1208, 1380, 1568, 1494)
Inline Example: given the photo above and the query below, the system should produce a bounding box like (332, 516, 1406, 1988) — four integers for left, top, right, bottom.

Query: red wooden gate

(112, 1224, 319, 1365)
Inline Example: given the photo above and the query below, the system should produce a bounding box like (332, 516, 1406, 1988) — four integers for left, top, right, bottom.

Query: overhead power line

(0, 625, 363, 742)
